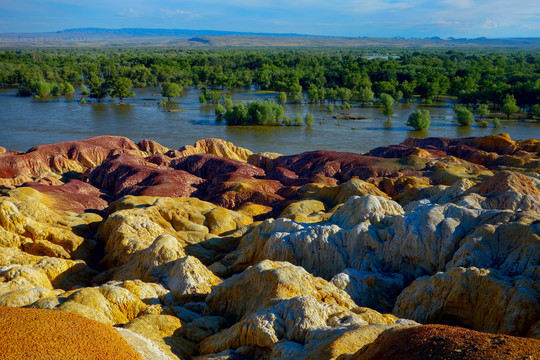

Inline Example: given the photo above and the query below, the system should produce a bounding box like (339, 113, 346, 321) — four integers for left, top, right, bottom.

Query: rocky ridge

(0, 134, 539, 359)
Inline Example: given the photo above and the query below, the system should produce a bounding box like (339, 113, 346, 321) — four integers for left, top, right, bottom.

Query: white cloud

(159, 8, 200, 19)
(436, 19, 461, 25)
(119, 8, 144, 17)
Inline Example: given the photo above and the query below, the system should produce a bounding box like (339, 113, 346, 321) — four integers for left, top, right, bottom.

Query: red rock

(447, 144, 499, 166)
(205, 172, 285, 210)
(269, 151, 396, 183)
(366, 145, 446, 159)
(346, 324, 540, 360)
(171, 154, 265, 180)
(21, 180, 108, 213)
(401, 136, 458, 151)
(86, 153, 204, 199)
(0, 136, 142, 182)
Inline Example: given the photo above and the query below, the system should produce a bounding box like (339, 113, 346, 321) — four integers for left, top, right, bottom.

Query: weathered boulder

(331, 269, 406, 313)
(0, 248, 96, 307)
(205, 260, 359, 322)
(200, 295, 407, 359)
(298, 179, 390, 208)
(218, 194, 539, 282)
(470, 170, 540, 211)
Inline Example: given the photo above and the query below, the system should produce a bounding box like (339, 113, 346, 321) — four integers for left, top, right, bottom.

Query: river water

(1, 87, 538, 154)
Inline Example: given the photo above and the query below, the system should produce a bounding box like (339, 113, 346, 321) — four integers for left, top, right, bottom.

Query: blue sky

(1, 0, 539, 38)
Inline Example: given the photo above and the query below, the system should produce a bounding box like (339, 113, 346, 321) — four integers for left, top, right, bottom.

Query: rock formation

(0, 133, 538, 359)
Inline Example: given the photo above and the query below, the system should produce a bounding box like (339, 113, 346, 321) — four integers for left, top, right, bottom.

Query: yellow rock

(123, 314, 197, 360)
(99, 196, 252, 268)
(29, 280, 176, 327)
(247, 151, 282, 168)
(177, 138, 253, 162)
(279, 199, 328, 223)
(201, 261, 406, 358)
(0, 247, 96, 306)
(236, 202, 273, 217)
(299, 179, 390, 208)
(166, 256, 222, 302)
(206, 260, 359, 322)
(430, 162, 493, 185)
(0, 188, 102, 260)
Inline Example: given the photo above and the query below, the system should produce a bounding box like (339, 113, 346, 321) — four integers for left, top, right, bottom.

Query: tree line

(0, 48, 539, 111)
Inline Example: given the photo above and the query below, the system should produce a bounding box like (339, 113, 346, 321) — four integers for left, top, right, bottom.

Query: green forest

(1, 48, 539, 119)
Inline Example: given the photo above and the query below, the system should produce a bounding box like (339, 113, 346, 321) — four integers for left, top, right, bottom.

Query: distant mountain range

(1, 28, 539, 48)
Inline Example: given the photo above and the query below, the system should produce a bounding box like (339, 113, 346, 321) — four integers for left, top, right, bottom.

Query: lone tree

(502, 94, 519, 119)
(477, 104, 490, 119)
(380, 93, 394, 120)
(406, 109, 431, 130)
(161, 82, 182, 100)
(109, 77, 134, 103)
(86, 75, 108, 103)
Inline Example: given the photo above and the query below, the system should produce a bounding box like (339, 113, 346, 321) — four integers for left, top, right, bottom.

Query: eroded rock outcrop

(343, 324, 540, 360)
(201, 260, 410, 359)
(393, 267, 540, 337)
(0, 186, 101, 259)
(0, 133, 539, 359)
(0, 135, 146, 188)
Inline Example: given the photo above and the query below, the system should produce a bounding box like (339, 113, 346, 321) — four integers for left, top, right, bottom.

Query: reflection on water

(0, 87, 539, 155)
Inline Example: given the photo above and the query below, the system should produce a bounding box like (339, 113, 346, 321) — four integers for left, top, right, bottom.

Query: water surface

(1, 87, 538, 155)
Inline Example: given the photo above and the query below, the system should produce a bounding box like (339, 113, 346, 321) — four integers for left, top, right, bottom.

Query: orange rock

(0, 306, 143, 360)
(470, 133, 518, 155)
(345, 324, 540, 360)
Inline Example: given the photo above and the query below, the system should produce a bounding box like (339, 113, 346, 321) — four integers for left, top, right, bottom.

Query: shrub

(215, 103, 226, 117)
(62, 82, 75, 95)
(454, 106, 474, 126)
(278, 92, 287, 105)
(478, 120, 489, 128)
(294, 113, 303, 126)
(305, 113, 314, 126)
(406, 109, 431, 130)
(223, 95, 233, 109)
(224, 100, 284, 125)
(283, 116, 293, 126)
(493, 118, 501, 128)
(31, 80, 51, 97)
